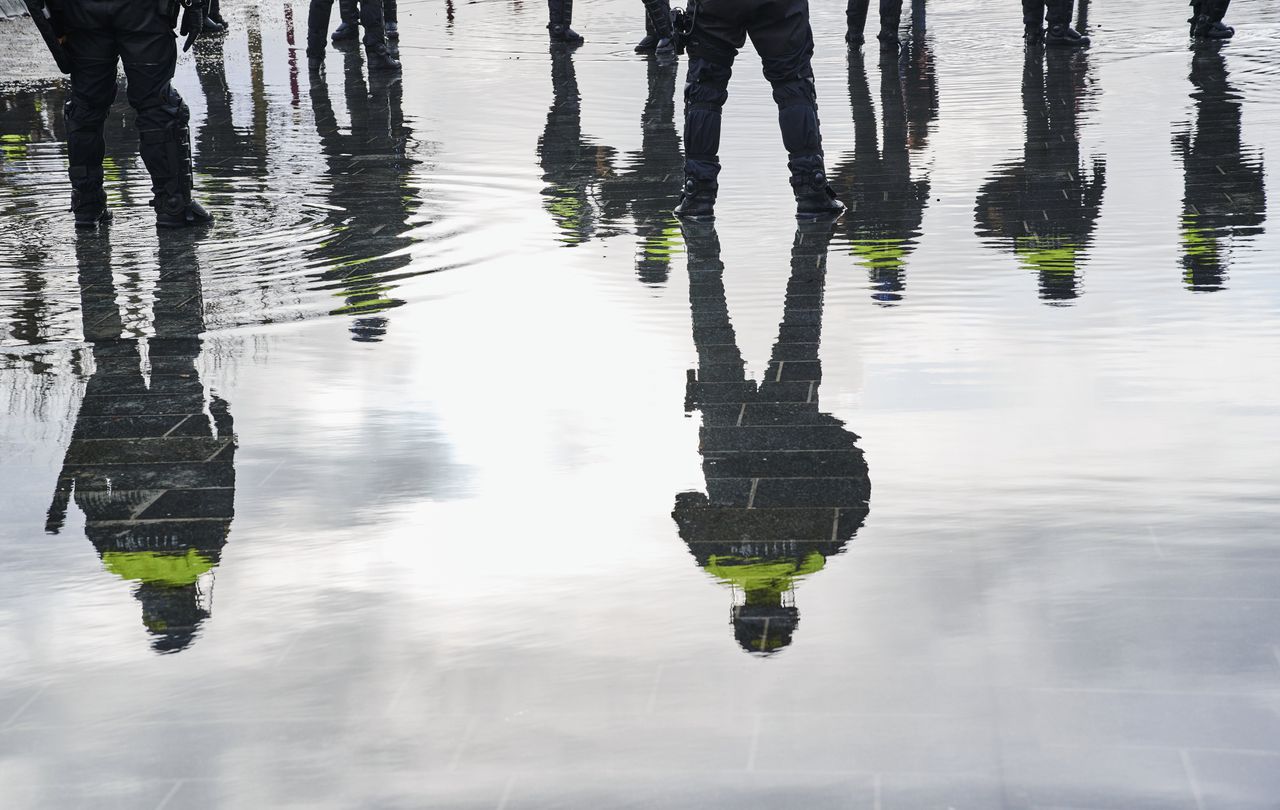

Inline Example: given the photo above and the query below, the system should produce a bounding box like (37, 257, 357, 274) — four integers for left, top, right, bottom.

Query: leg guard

(136, 86, 197, 219)
(771, 75, 824, 181)
(683, 57, 731, 181)
(65, 92, 115, 224)
(642, 0, 673, 38)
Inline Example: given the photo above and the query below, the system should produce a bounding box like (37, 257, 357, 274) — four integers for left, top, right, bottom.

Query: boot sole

(156, 217, 215, 229)
(74, 211, 112, 230)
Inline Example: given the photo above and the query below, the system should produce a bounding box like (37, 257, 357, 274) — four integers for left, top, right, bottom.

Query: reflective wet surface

(4, 0, 1280, 807)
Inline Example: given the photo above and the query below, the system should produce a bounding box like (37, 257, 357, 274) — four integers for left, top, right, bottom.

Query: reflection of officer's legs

(63, 10, 117, 227)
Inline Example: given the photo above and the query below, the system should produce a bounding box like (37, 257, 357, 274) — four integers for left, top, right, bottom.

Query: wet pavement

(3, 0, 1280, 807)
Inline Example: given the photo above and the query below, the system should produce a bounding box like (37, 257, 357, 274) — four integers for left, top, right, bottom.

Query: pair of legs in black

(333, 0, 399, 40)
(308, 0, 400, 70)
(635, 0, 675, 53)
(674, 0, 843, 221)
(1023, 0, 1089, 46)
(1189, 0, 1234, 39)
(846, 0, 902, 48)
(59, 0, 211, 228)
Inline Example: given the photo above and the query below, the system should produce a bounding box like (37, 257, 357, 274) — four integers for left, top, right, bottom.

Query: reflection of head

(674, 223, 871, 655)
(975, 48, 1105, 304)
(47, 233, 236, 654)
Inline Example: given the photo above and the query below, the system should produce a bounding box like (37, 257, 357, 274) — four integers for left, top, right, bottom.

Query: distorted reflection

(674, 223, 871, 655)
(599, 55, 683, 286)
(830, 18, 937, 306)
(45, 234, 236, 655)
(1173, 44, 1266, 292)
(975, 47, 1105, 304)
(538, 46, 618, 247)
(309, 52, 422, 341)
(195, 23, 268, 198)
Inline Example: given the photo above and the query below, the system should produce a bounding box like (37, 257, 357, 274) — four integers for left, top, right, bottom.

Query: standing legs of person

(332, 0, 359, 42)
(547, 0, 584, 45)
(308, 0, 336, 60)
(1040, 0, 1089, 47)
(64, 29, 116, 227)
(1190, 0, 1234, 39)
(846, 0, 902, 49)
(675, 55, 731, 219)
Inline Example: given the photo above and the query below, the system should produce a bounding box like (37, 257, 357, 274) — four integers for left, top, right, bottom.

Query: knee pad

(771, 76, 817, 110)
(63, 95, 115, 132)
(684, 60, 731, 111)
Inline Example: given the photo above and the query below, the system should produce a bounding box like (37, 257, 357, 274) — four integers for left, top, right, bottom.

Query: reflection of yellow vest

(1014, 235, 1080, 277)
(703, 551, 826, 606)
(101, 549, 215, 587)
(850, 238, 907, 273)
(547, 186, 587, 244)
(1, 133, 29, 161)
(1181, 214, 1220, 260)
(641, 223, 683, 262)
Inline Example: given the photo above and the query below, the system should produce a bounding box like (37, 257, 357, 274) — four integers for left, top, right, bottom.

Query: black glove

(180, 0, 205, 52)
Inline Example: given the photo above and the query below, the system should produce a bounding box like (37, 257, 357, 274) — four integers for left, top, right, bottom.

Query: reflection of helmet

(1015, 235, 1081, 302)
(135, 581, 211, 654)
(733, 604, 799, 655)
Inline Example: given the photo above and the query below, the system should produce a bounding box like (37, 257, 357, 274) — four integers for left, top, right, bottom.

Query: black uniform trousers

(1023, 0, 1074, 29)
(846, 0, 902, 40)
(59, 0, 189, 202)
(683, 0, 825, 183)
(309, 0, 387, 55)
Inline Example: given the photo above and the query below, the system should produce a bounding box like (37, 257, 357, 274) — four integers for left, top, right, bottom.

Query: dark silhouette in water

(975, 47, 1105, 304)
(46, 233, 236, 654)
(600, 55, 684, 286)
(1172, 44, 1265, 292)
(673, 222, 871, 655)
(309, 52, 422, 341)
(538, 46, 617, 247)
(829, 31, 937, 305)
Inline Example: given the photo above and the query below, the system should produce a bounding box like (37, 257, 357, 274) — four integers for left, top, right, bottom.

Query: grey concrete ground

(2, 0, 1280, 808)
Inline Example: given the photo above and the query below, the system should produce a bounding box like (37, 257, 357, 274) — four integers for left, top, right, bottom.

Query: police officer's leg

(877, 0, 903, 48)
(847, 0, 870, 44)
(1192, 0, 1234, 38)
(308, 0, 336, 59)
(675, 16, 740, 218)
(58, 0, 118, 226)
(117, 6, 212, 227)
(358, 0, 402, 71)
(750, 0, 843, 218)
(1045, 0, 1088, 46)
(639, 0, 674, 49)
(333, 0, 360, 41)
(547, 0, 585, 44)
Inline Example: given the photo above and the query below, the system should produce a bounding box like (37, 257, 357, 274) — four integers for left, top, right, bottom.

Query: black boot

(877, 0, 901, 51)
(792, 171, 845, 221)
(139, 94, 214, 229)
(641, 0, 674, 52)
(636, 13, 659, 52)
(332, 0, 360, 41)
(1046, 23, 1089, 46)
(367, 43, 402, 71)
(71, 188, 111, 229)
(673, 178, 717, 220)
(548, 0, 584, 45)
(1192, 17, 1234, 38)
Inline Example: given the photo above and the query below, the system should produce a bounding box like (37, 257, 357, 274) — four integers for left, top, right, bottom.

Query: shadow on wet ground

(3, 0, 1280, 807)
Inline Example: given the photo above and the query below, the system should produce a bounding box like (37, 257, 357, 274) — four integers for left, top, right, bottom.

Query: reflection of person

(846, 0, 902, 49)
(674, 0, 843, 221)
(56, 0, 214, 227)
(1173, 45, 1265, 292)
(674, 222, 871, 655)
(599, 56, 683, 286)
(45, 233, 236, 654)
(538, 47, 617, 247)
(308, 51, 421, 341)
(829, 43, 934, 305)
(975, 48, 1105, 304)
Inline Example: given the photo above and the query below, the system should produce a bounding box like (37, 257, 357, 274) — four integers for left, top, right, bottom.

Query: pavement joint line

(1, 683, 47, 730)
(257, 459, 286, 486)
(448, 718, 479, 772)
(644, 665, 665, 716)
(494, 775, 515, 810)
(1180, 749, 1206, 810)
(153, 781, 185, 810)
(745, 714, 762, 772)
(747, 479, 759, 509)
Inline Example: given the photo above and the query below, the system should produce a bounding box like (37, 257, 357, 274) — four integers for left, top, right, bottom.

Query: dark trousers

(59, 0, 189, 201)
(846, 0, 902, 39)
(1023, 0, 1074, 28)
(683, 0, 825, 182)
(309, 0, 386, 54)
(1191, 0, 1230, 21)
